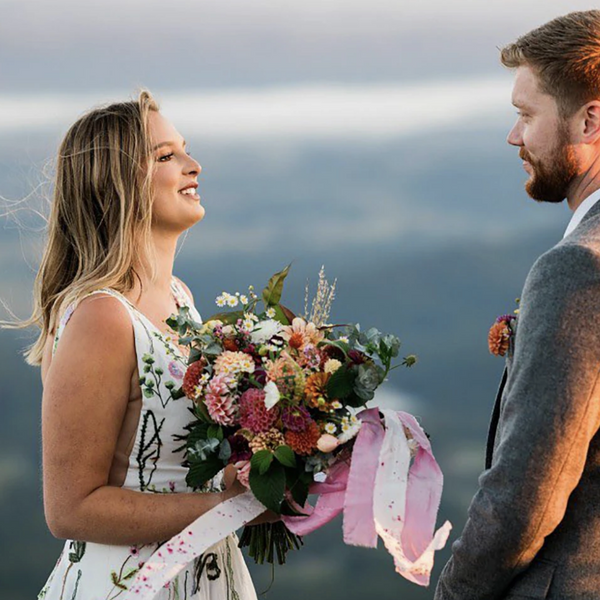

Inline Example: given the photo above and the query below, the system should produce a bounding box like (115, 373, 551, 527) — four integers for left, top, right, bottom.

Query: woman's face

(148, 110, 205, 234)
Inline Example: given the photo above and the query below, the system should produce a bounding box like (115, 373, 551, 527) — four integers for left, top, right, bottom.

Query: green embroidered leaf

(122, 567, 140, 581)
(110, 571, 128, 589)
(143, 388, 155, 399)
(262, 264, 291, 307)
(251, 449, 273, 475)
(249, 460, 285, 514)
(274, 445, 296, 468)
(68, 541, 86, 563)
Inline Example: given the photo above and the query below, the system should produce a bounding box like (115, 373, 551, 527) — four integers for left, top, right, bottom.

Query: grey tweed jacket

(435, 199, 600, 600)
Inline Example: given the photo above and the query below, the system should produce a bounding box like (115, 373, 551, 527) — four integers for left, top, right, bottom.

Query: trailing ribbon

(282, 408, 452, 586)
(122, 407, 450, 597)
(122, 491, 265, 600)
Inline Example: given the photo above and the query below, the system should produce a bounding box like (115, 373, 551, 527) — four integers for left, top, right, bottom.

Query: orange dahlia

(305, 372, 333, 411)
(285, 421, 321, 455)
(488, 321, 511, 356)
(223, 338, 240, 352)
(182, 358, 207, 399)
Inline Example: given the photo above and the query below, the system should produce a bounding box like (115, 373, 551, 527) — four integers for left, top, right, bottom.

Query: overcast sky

(2, 1, 596, 142)
(1, 1, 597, 93)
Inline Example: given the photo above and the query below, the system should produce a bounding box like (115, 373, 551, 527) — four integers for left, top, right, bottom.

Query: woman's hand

(221, 464, 247, 501)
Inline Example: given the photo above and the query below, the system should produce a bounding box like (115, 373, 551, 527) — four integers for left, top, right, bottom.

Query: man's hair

(501, 10, 600, 118)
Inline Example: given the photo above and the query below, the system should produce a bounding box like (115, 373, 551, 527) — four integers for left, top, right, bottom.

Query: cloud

(0, 76, 514, 140)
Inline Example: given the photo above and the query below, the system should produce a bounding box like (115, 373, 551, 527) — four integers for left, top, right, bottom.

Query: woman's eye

(158, 153, 174, 162)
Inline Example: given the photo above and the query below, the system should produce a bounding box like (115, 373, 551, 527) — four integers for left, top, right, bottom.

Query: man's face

(507, 65, 579, 203)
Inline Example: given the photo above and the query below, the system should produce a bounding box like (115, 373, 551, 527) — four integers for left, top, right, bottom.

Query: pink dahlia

(204, 375, 237, 426)
(239, 388, 279, 433)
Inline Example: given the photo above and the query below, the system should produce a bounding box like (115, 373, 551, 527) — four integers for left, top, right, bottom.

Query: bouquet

(167, 264, 419, 566)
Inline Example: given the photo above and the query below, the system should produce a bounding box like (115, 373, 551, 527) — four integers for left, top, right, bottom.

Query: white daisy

(338, 336, 349, 344)
(266, 307, 276, 319)
(324, 422, 337, 434)
(216, 295, 227, 307)
(227, 296, 239, 308)
(331, 400, 343, 410)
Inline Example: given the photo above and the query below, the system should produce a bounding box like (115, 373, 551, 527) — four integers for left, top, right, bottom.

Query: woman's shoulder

(46, 293, 136, 380)
(173, 275, 194, 303)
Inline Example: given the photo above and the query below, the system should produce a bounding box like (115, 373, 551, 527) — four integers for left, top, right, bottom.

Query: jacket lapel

(485, 366, 507, 469)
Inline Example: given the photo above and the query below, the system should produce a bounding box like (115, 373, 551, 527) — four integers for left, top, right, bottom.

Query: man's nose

(507, 120, 523, 147)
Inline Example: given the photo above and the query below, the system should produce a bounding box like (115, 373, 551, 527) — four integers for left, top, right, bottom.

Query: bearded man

(435, 10, 600, 599)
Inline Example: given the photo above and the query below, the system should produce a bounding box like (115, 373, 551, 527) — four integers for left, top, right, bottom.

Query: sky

(1, 1, 597, 95)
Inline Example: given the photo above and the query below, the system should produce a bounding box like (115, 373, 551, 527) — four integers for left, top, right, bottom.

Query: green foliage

(249, 460, 286, 514)
(251, 449, 274, 475)
(262, 264, 291, 307)
(274, 445, 296, 468)
(327, 364, 356, 399)
(186, 454, 223, 489)
(285, 468, 311, 507)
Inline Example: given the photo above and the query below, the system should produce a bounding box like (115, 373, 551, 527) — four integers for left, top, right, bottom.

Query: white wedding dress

(38, 276, 258, 600)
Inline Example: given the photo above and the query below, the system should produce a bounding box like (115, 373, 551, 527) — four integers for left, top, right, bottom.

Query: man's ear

(578, 101, 600, 144)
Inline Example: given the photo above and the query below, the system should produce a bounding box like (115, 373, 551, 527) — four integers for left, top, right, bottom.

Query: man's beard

(519, 126, 578, 204)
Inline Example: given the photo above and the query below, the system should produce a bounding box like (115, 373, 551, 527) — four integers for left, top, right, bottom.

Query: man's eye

(158, 153, 174, 162)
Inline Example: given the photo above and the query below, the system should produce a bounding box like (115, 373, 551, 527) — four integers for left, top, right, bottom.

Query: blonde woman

(7, 91, 269, 599)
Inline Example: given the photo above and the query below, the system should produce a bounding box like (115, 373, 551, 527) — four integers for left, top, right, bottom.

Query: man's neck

(567, 156, 600, 212)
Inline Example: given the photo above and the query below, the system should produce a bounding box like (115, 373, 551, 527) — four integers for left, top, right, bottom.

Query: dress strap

(52, 289, 136, 357)
(170, 276, 190, 308)
(171, 276, 202, 323)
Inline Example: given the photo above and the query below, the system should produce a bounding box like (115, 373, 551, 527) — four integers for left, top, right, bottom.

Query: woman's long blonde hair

(1, 89, 161, 366)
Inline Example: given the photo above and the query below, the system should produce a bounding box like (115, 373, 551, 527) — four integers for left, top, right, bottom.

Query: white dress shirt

(563, 189, 600, 238)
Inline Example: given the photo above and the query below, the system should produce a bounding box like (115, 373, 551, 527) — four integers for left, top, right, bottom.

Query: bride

(11, 90, 273, 599)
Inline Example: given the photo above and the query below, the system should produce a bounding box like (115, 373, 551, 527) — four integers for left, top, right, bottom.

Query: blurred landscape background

(0, 1, 592, 598)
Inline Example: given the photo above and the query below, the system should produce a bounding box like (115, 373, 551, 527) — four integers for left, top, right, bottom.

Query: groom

(435, 11, 600, 600)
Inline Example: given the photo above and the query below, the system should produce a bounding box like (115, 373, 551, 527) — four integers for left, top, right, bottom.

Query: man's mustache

(519, 148, 534, 164)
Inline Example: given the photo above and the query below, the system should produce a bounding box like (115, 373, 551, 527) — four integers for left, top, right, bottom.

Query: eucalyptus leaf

(218, 439, 232, 461)
(189, 348, 203, 364)
(190, 437, 220, 461)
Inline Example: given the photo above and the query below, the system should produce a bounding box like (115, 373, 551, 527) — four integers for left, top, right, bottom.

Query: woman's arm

(42, 294, 246, 545)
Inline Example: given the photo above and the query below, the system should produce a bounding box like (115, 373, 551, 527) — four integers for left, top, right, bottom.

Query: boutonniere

(488, 299, 520, 357)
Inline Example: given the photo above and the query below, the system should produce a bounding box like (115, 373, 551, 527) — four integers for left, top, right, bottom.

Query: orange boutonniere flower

(488, 299, 519, 357)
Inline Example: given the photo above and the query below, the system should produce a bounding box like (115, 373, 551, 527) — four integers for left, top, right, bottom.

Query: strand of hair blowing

(0, 90, 160, 366)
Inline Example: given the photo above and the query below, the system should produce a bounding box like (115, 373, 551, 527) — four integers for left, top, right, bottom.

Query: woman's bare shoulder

(173, 276, 194, 303)
(43, 293, 136, 387)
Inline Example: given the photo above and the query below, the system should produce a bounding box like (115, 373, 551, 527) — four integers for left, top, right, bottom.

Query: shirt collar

(563, 188, 600, 238)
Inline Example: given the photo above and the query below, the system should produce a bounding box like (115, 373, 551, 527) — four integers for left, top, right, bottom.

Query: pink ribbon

(283, 408, 451, 586)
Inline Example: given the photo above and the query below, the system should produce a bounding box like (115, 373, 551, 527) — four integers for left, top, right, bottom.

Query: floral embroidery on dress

(40, 277, 258, 600)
